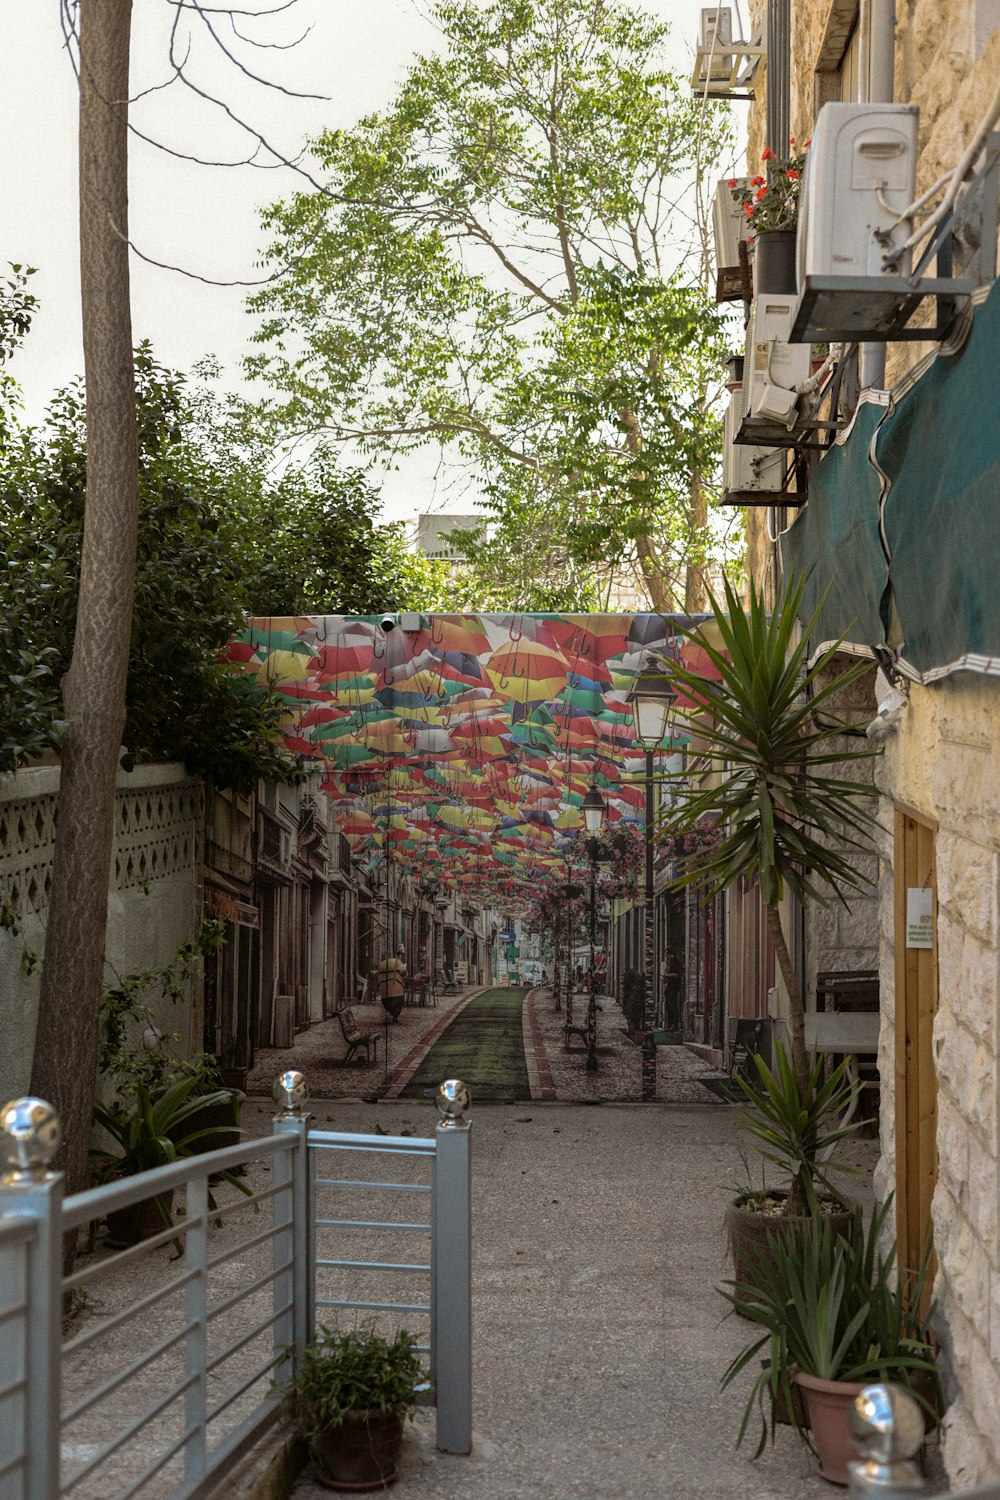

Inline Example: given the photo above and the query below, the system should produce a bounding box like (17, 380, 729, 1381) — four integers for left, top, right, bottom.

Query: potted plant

(92, 1073, 246, 1246)
(730, 139, 809, 292)
(725, 1041, 866, 1315)
(720, 1197, 940, 1485)
(279, 1322, 428, 1490)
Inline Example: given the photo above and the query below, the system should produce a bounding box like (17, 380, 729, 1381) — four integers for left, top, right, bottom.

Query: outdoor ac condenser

(744, 295, 811, 428)
(722, 383, 785, 498)
(699, 7, 733, 76)
(713, 178, 749, 273)
(798, 103, 918, 282)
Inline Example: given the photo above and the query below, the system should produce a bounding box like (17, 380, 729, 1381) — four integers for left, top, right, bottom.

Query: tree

(654, 574, 879, 1096)
(30, 0, 139, 1201)
(248, 0, 735, 610)
(2, 346, 450, 783)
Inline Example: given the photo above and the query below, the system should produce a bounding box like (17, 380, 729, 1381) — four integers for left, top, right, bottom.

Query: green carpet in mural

(400, 988, 530, 1102)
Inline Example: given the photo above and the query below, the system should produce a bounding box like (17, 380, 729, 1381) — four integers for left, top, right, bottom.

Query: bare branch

(188, 0, 327, 99)
(109, 214, 323, 287)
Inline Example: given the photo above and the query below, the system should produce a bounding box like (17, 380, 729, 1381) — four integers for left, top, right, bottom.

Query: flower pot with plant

(725, 1041, 867, 1315)
(719, 1196, 939, 1485)
(730, 141, 809, 292)
(279, 1322, 428, 1490)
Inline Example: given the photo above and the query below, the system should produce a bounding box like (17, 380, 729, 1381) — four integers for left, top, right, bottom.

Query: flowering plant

(730, 141, 809, 235)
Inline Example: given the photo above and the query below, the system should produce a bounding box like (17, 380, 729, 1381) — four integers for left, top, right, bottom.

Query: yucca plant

(734, 1042, 866, 1217)
(719, 1196, 939, 1459)
(654, 572, 880, 1100)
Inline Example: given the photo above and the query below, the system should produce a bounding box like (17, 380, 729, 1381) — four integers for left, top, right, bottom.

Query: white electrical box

(743, 295, 811, 425)
(723, 385, 785, 498)
(798, 102, 918, 284)
(713, 178, 749, 272)
(699, 7, 733, 49)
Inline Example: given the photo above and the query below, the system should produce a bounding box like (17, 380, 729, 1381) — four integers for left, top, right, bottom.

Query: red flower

(754, 186, 767, 200)
(761, 146, 773, 161)
(751, 175, 765, 186)
(786, 169, 799, 179)
(744, 203, 753, 217)
(727, 177, 738, 187)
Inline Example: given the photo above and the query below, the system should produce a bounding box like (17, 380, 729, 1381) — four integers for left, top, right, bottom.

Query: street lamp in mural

(581, 782, 607, 1072)
(627, 658, 679, 1103)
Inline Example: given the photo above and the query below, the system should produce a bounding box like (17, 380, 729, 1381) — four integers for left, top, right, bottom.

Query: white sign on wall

(905, 888, 934, 949)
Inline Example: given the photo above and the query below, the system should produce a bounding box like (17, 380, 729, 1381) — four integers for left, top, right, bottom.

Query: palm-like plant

(655, 573, 880, 1097)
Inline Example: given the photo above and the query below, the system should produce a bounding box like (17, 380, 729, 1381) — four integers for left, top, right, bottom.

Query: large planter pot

(725, 1192, 855, 1319)
(312, 1406, 406, 1490)
(753, 228, 798, 294)
(105, 1187, 175, 1248)
(794, 1372, 866, 1485)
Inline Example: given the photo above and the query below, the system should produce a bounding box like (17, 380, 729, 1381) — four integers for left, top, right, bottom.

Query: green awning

(782, 278, 1000, 682)
(876, 279, 1000, 679)
(781, 396, 890, 652)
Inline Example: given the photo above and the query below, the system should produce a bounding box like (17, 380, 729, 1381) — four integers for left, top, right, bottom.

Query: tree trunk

(765, 902, 809, 1095)
(684, 470, 709, 613)
(30, 0, 137, 1201)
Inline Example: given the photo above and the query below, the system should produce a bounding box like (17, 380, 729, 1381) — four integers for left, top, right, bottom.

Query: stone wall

(0, 763, 203, 1106)
(876, 679, 1000, 1482)
(737, 0, 1000, 1480)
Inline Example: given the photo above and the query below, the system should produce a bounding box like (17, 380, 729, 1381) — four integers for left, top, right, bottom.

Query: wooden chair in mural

(338, 1007, 380, 1065)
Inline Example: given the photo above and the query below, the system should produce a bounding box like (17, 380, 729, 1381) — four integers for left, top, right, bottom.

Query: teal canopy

(783, 278, 1000, 681)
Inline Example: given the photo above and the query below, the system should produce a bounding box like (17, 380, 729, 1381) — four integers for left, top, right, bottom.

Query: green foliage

(719, 1197, 940, 1458)
(1, 345, 447, 782)
(91, 1073, 240, 1177)
(657, 572, 880, 912)
(734, 1043, 865, 1216)
(280, 1323, 427, 1443)
(98, 918, 226, 1103)
(248, 0, 737, 608)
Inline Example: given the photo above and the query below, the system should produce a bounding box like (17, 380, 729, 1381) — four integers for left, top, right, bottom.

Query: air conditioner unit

(743, 295, 811, 430)
(791, 102, 921, 341)
(722, 385, 785, 500)
(712, 178, 750, 274)
(693, 7, 736, 88)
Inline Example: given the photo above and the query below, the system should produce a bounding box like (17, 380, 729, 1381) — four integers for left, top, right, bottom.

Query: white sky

(4, 0, 743, 522)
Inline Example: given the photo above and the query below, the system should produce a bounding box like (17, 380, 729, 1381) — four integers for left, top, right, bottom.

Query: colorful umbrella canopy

(227, 612, 705, 916)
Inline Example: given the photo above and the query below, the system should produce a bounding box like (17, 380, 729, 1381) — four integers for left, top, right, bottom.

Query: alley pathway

(273, 1097, 879, 1500)
(399, 985, 530, 1101)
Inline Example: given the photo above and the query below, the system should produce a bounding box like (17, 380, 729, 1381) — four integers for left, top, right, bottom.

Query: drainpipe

(766, 0, 791, 156)
(860, 0, 896, 390)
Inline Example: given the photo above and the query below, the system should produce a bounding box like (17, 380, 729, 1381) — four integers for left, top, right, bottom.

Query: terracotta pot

(312, 1406, 406, 1490)
(794, 1372, 866, 1485)
(725, 1193, 855, 1319)
(754, 228, 798, 294)
(105, 1187, 175, 1248)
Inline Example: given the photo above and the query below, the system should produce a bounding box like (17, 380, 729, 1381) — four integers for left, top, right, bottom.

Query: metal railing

(0, 1071, 472, 1499)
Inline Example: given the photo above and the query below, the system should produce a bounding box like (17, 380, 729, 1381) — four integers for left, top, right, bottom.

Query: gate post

(272, 1071, 314, 1380)
(0, 1098, 64, 1500)
(847, 1384, 925, 1499)
(432, 1080, 472, 1455)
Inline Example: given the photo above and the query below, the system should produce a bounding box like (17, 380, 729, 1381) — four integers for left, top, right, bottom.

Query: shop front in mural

(226, 613, 726, 1100)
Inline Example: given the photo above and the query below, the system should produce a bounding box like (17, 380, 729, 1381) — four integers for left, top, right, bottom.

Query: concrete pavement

(267, 1095, 887, 1500)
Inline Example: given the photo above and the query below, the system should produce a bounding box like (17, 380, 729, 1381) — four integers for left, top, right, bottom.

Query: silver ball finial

(850, 1384, 926, 1464)
(273, 1071, 308, 1115)
(435, 1079, 470, 1126)
(1, 1097, 61, 1181)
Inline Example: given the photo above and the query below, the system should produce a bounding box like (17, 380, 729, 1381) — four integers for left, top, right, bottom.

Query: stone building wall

(736, 0, 1000, 1481)
(0, 763, 203, 1106)
(873, 679, 1000, 1482)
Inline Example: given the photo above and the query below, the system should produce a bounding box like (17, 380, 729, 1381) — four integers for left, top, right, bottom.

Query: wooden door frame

(892, 805, 939, 1289)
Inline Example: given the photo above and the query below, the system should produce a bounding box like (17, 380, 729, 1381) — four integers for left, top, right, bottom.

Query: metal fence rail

(0, 1072, 472, 1500)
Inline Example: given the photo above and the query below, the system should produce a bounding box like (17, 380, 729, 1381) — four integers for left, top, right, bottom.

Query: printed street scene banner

(228, 612, 712, 909)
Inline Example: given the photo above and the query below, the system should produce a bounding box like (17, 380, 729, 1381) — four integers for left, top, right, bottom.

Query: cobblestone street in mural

(233, 613, 733, 1103)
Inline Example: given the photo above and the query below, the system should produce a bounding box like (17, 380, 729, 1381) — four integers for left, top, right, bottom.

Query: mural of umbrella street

(226, 613, 718, 917)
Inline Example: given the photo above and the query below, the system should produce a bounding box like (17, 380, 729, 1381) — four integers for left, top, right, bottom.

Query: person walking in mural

(378, 949, 406, 1022)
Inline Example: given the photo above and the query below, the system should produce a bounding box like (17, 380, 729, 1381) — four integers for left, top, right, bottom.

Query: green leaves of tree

(248, 0, 735, 609)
